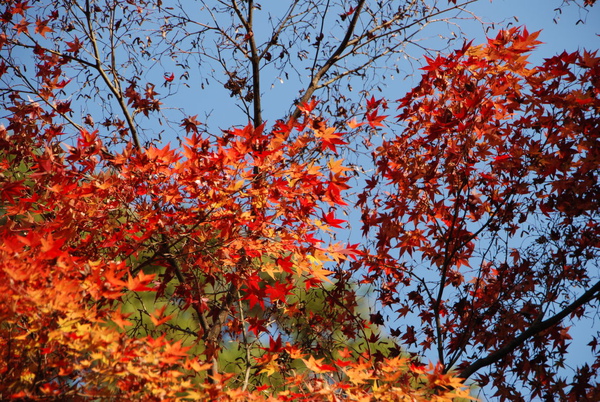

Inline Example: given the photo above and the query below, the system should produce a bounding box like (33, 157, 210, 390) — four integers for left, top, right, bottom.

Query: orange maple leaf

(126, 271, 156, 292)
(35, 18, 52, 37)
(150, 305, 174, 327)
(347, 118, 365, 129)
(314, 126, 347, 153)
(302, 356, 336, 373)
(111, 306, 133, 330)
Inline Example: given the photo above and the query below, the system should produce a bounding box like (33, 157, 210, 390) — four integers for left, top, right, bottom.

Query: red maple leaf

(365, 109, 387, 128)
(322, 211, 346, 228)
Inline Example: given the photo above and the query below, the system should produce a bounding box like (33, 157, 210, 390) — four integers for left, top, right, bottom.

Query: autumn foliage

(0, 97, 469, 400)
(1, 0, 600, 400)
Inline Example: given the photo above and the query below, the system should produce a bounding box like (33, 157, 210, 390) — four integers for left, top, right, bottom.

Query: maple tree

(358, 28, 600, 400)
(1, 0, 599, 401)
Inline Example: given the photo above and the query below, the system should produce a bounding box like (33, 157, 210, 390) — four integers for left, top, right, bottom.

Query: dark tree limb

(458, 278, 600, 380)
(290, 0, 367, 121)
(83, 0, 141, 150)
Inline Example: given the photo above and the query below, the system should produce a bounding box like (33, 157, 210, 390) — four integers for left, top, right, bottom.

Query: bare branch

(84, 0, 141, 150)
(291, 0, 367, 120)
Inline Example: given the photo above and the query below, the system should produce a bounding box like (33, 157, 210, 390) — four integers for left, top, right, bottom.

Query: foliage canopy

(1, 0, 599, 400)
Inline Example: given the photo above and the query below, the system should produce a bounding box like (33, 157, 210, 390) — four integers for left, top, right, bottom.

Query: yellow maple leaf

(327, 158, 351, 175)
(259, 356, 280, 376)
(344, 365, 374, 385)
(261, 262, 282, 279)
(186, 359, 213, 373)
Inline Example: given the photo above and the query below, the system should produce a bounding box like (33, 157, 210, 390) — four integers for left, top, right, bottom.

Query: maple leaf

(325, 180, 349, 206)
(111, 307, 133, 330)
(344, 363, 373, 385)
(265, 280, 293, 303)
(185, 359, 213, 373)
(0, 180, 27, 202)
(297, 99, 319, 114)
(421, 54, 447, 71)
(35, 18, 52, 37)
(327, 157, 351, 176)
(365, 109, 387, 128)
(258, 357, 279, 376)
(106, 270, 155, 293)
(261, 262, 281, 279)
(247, 316, 268, 336)
(65, 37, 83, 54)
(181, 115, 201, 134)
(11, 1, 33, 16)
(302, 356, 336, 373)
(55, 100, 72, 114)
(313, 125, 347, 153)
(39, 233, 66, 259)
(14, 17, 29, 34)
(276, 255, 294, 274)
(242, 280, 266, 310)
(322, 211, 345, 229)
(149, 305, 174, 327)
(347, 118, 365, 129)
(326, 243, 360, 262)
(306, 260, 333, 284)
(161, 340, 192, 364)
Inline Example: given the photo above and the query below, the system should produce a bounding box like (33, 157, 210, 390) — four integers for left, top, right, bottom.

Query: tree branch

(290, 0, 367, 120)
(289, 0, 477, 120)
(231, 0, 262, 126)
(458, 278, 600, 380)
(83, 0, 141, 150)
